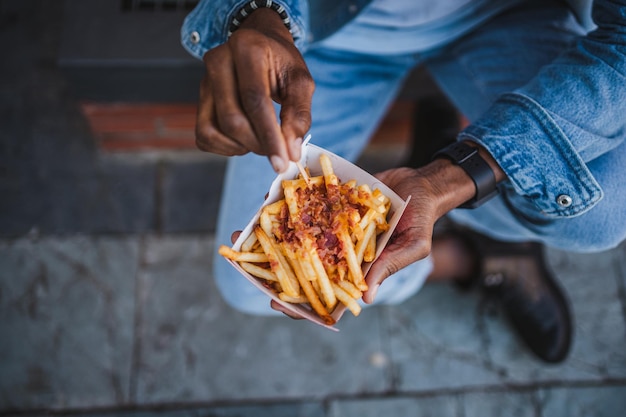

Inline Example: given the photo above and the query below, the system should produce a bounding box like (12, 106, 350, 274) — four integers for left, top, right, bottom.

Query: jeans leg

(425, 1, 586, 121)
(213, 47, 432, 315)
(304, 47, 417, 158)
(422, 1, 626, 252)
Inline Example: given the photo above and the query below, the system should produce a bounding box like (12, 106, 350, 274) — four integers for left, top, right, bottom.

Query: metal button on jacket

(556, 194, 573, 207)
(190, 31, 200, 44)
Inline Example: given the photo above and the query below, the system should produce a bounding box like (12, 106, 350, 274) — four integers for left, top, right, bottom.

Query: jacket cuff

(459, 92, 603, 218)
(181, 0, 307, 60)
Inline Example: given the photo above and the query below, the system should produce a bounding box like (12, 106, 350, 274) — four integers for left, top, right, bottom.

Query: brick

(81, 103, 198, 151)
(98, 135, 197, 152)
(81, 101, 416, 153)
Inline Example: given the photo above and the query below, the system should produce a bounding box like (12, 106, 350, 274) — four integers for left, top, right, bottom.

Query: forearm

(509, 0, 625, 162)
(459, 0, 625, 218)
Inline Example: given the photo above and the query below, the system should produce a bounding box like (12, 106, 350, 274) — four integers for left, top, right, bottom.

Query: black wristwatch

(433, 141, 498, 209)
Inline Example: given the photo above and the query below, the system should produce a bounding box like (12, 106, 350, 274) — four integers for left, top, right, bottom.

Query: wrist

(414, 159, 478, 218)
(228, 1, 292, 38)
(432, 141, 502, 209)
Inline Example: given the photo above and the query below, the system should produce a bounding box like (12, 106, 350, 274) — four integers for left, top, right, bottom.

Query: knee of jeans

(219, 291, 279, 316)
(539, 216, 626, 253)
(213, 259, 280, 316)
(572, 233, 625, 253)
(216, 284, 281, 316)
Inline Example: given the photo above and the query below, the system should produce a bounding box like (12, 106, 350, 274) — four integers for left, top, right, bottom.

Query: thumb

(362, 227, 432, 304)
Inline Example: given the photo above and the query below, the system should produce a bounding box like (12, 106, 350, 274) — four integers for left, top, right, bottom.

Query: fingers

(359, 169, 439, 304)
(270, 300, 305, 320)
(196, 72, 249, 156)
(207, 49, 260, 153)
(362, 227, 432, 304)
(230, 231, 242, 244)
(197, 45, 274, 160)
(196, 48, 248, 156)
(231, 38, 290, 172)
(196, 27, 314, 173)
(279, 67, 314, 161)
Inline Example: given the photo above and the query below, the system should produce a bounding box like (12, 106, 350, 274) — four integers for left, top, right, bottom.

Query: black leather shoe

(477, 238, 573, 363)
(434, 222, 573, 363)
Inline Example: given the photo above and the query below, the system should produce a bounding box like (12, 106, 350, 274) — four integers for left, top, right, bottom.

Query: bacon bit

(323, 230, 339, 247)
(273, 177, 373, 272)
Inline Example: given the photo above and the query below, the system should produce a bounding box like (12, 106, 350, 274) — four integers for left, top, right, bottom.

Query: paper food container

(223, 140, 410, 331)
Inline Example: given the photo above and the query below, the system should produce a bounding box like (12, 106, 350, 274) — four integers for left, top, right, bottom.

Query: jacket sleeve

(459, 0, 626, 218)
(180, 0, 310, 60)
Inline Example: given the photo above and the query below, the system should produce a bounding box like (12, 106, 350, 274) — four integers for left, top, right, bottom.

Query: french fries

(218, 153, 392, 325)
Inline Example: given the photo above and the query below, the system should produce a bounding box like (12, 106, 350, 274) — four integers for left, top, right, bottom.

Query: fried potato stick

(331, 282, 362, 316)
(355, 221, 377, 265)
(337, 225, 367, 291)
(240, 232, 258, 253)
(283, 247, 335, 325)
(364, 231, 377, 262)
(304, 241, 337, 310)
(282, 181, 301, 224)
(336, 279, 362, 299)
(254, 226, 300, 298)
(218, 245, 269, 263)
(320, 153, 339, 186)
(239, 261, 278, 281)
(264, 199, 285, 215)
(278, 292, 309, 304)
(260, 207, 276, 238)
(220, 152, 395, 322)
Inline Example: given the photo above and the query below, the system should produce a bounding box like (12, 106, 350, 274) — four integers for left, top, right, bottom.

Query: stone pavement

(1, 235, 626, 416)
(1, 1, 626, 416)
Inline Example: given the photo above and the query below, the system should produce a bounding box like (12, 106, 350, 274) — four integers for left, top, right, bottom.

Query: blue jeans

(214, 1, 626, 315)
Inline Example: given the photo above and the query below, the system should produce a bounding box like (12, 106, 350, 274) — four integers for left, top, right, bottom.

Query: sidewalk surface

(1, 2, 625, 416)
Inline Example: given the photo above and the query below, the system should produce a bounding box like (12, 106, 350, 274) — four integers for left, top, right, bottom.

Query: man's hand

(362, 158, 480, 303)
(196, 8, 314, 173)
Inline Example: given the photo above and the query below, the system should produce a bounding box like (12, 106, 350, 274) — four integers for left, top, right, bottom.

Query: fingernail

(291, 137, 303, 160)
(368, 284, 380, 303)
(270, 155, 286, 173)
(372, 283, 380, 296)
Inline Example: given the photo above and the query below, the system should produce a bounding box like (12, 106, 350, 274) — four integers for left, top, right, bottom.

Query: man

(180, 0, 626, 363)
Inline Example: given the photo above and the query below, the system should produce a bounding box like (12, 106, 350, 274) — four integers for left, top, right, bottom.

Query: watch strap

(228, 1, 293, 38)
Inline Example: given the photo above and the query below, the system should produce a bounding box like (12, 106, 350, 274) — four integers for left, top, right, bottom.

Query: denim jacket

(181, 0, 626, 219)
(180, 0, 373, 57)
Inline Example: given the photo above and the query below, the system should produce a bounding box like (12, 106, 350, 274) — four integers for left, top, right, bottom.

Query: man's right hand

(195, 8, 315, 173)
